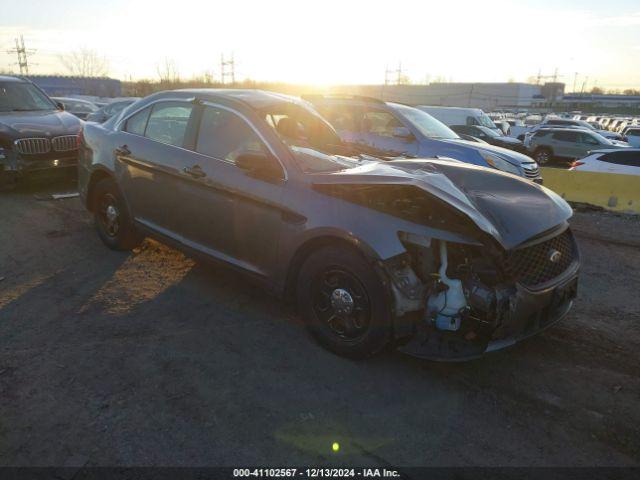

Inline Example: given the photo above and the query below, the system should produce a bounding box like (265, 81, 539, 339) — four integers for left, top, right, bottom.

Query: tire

(534, 147, 552, 165)
(296, 245, 392, 359)
(92, 177, 141, 251)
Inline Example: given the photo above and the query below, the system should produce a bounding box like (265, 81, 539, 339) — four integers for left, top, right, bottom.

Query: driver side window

(195, 106, 267, 164)
(362, 110, 403, 138)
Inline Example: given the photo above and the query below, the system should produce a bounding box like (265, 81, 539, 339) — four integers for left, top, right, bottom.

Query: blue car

(307, 95, 541, 182)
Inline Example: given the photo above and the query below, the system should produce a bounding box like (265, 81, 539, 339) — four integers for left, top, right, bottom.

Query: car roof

(0, 75, 27, 83)
(534, 127, 594, 133)
(170, 88, 303, 110)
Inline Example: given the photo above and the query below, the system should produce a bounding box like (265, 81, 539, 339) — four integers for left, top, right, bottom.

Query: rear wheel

(296, 245, 392, 358)
(534, 147, 552, 165)
(93, 177, 141, 250)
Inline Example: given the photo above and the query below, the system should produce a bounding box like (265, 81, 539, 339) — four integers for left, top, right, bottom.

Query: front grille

(13, 135, 78, 155)
(52, 135, 78, 152)
(505, 229, 576, 288)
(14, 138, 51, 155)
(523, 166, 540, 178)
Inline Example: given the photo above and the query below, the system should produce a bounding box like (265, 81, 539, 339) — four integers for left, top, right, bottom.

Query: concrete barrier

(540, 167, 640, 214)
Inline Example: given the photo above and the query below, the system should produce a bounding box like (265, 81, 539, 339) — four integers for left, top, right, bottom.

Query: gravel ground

(0, 174, 639, 467)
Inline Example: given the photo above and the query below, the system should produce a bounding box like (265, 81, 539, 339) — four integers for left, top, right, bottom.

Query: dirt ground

(1, 173, 639, 467)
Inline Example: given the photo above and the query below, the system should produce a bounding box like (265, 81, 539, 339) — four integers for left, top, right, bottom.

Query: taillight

(570, 161, 584, 168)
(77, 128, 84, 148)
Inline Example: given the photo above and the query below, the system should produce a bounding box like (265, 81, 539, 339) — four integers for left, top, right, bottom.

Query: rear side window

(628, 129, 640, 137)
(124, 107, 151, 136)
(195, 106, 267, 164)
(145, 103, 193, 147)
(317, 105, 361, 132)
(533, 130, 552, 138)
(599, 151, 640, 167)
(553, 131, 578, 142)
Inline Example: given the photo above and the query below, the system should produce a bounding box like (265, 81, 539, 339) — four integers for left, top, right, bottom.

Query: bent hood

(0, 110, 81, 138)
(312, 158, 572, 250)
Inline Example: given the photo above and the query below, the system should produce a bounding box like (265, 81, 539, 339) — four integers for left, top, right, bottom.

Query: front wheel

(93, 177, 141, 251)
(296, 245, 392, 358)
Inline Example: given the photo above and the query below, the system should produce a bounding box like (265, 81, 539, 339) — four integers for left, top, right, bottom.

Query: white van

(416, 106, 500, 133)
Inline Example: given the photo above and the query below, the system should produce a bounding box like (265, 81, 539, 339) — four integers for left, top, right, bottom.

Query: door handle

(115, 144, 131, 156)
(183, 165, 206, 179)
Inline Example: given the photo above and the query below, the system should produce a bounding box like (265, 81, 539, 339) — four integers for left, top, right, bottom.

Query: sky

(1, 0, 639, 90)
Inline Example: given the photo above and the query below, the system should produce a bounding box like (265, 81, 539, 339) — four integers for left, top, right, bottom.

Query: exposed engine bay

(382, 231, 579, 360)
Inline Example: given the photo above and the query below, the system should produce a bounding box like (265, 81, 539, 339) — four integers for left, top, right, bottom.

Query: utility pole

(220, 53, 235, 86)
(580, 76, 589, 95)
(467, 83, 475, 107)
(384, 63, 403, 86)
(6, 35, 36, 75)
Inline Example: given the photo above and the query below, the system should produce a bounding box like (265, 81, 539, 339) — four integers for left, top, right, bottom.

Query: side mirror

(393, 126, 414, 140)
(56, 101, 65, 111)
(235, 151, 283, 182)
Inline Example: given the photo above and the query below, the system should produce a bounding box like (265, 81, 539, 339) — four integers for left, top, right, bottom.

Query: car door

(175, 104, 285, 277)
(117, 101, 197, 235)
(551, 131, 580, 158)
(577, 131, 602, 158)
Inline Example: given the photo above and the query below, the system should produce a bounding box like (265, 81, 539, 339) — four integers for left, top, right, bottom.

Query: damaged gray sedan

(78, 89, 579, 360)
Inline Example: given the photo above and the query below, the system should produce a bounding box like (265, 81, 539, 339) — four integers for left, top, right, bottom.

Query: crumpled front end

(312, 158, 580, 360)
(386, 225, 579, 361)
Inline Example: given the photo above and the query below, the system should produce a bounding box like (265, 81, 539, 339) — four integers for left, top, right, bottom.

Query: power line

(6, 35, 36, 75)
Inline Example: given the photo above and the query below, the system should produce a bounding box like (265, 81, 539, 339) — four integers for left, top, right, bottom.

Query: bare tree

(59, 48, 109, 77)
(156, 58, 180, 84)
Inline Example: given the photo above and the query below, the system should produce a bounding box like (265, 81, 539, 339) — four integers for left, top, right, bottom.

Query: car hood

(0, 110, 82, 138)
(443, 138, 533, 165)
(313, 158, 572, 250)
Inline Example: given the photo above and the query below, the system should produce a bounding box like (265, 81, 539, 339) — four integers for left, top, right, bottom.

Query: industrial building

(331, 82, 561, 110)
(25, 75, 122, 97)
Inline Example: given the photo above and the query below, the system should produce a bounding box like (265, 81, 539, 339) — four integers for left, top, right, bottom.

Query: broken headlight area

(314, 183, 479, 237)
(385, 233, 578, 361)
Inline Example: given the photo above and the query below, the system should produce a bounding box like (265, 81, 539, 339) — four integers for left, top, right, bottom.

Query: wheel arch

(85, 167, 115, 212)
(283, 234, 381, 301)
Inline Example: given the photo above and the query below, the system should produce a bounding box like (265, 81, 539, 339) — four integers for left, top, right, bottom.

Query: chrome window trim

(115, 97, 194, 131)
(116, 97, 288, 182)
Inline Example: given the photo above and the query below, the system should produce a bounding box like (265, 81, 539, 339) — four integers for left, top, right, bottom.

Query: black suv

(0, 75, 82, 184)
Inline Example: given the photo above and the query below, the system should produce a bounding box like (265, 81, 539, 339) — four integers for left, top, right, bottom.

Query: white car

(571, 149, 640, 176)
(623, 127, 640, 147)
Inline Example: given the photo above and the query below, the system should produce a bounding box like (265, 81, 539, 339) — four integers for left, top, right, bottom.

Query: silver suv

(527, 127, 630, 164)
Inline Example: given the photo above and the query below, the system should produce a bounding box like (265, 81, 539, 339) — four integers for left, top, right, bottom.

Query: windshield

(393, 104, 459, 140)
(478, 112, 497, 129)
(263, 102, 360, 173)
(0, 81, 57, 112)
(591, 132, 613, 145)
(577, 120, 597, 131)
